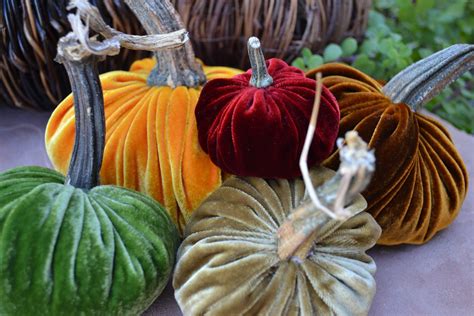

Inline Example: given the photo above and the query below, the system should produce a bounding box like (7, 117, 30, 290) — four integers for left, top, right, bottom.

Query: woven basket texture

(0, 0, 371, 110)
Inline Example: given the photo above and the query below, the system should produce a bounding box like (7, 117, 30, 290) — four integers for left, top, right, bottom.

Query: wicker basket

(172, 0, 372, 68)
(0, 0, 147, 110)
(0, 0, 371, 110)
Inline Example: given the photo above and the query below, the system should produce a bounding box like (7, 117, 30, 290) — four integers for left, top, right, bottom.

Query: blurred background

(1, 0, 473, 133)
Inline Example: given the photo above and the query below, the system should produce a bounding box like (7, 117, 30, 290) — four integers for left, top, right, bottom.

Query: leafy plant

(292, 0, 474, 133)
(370, 0, 474, 133)
(292, 38, 358, 72)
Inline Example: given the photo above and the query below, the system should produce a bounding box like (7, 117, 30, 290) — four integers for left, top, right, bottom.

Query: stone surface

(0, 106, 472, 315)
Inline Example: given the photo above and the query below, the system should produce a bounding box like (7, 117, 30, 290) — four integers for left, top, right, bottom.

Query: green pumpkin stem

(57, 45, 104, 189)
(248, 37, 274, 88)
(56, 14, 121, 189)
(382, 44, 474, 111)
(124, 0, 206, 88)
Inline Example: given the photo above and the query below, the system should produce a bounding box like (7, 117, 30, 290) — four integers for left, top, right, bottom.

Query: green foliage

(293, 0, 474, 133)
(370, 0, 474, 133)
(341, 38, 358, 57)
(292, 38, 358, 72)
(323, 44, 343, 62)
(426, 73, 474, 133)
(352, 11, 414, 79)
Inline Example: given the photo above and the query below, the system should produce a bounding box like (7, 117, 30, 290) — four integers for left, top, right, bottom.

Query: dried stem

(248, 37, 273, 88)
(123, 0, 206, 87)
(69, 0, 188, 52)
(57, 14, 119, 189)
(277, 75, 375, 260)
(382, 44, 474, 111)
(278, 132, 375, 261)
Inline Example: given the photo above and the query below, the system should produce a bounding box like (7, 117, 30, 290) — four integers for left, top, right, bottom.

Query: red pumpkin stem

(382, 44, 474, 111)
(248, 37, 274, 88)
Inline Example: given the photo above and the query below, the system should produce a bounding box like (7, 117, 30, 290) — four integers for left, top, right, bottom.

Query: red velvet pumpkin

(195, 37, 340, 178)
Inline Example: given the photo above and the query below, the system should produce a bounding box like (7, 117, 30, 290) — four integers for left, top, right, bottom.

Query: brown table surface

(1, 106, 472, 315)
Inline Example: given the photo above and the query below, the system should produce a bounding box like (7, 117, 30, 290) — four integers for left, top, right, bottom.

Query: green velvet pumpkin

(0, 19, 180, 314)
(0, 166, 178, 315)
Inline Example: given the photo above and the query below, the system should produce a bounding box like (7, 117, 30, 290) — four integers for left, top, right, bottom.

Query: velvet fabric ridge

(307, 63, 469, 245)
(195, 58, 340, 178)
(173, 166, 381, 316)
(45, 58, 242, 234)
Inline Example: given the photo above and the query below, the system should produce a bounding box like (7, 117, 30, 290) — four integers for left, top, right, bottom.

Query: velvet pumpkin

(174, 132, 381, 316)
(0, 30, 178, 314)
(45, 0, 242, 233)
(307, 44, 473, 245)
(195, 37, 340, 178)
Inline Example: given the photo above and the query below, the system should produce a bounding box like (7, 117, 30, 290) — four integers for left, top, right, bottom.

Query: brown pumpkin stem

(71, 0, 205, 87)
(69, 0, 188, 52)
(382, 44, 474, 111)
(277, 131, 375, 261)
(248, 37, 273, 88)
(124, 0, 206, 88)
(56, 14, 117, 189)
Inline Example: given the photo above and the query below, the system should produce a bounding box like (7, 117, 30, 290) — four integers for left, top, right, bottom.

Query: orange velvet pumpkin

(45, 1, 242, 233)
(307, 44, 472, 245)
(46, 58, 241, 233)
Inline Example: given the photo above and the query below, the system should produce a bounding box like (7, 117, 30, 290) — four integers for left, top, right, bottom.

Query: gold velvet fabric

(307, 63, 468, 245)
(173, 167, 381, 316)
(45, 58, 242, 233)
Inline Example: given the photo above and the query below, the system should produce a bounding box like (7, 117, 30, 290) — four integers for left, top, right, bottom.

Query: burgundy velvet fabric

(195, 58, 340, 178)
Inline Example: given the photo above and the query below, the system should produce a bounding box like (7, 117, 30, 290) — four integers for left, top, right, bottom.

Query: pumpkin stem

(56, 14, 117, 189)
(124, 0, 206, 88)
(248, 37, 274, 88)
(70, 0, 200, 87)
(382, 44, 474, 111)
(68, 0, 188, 52)
(277, 131, 375, 261)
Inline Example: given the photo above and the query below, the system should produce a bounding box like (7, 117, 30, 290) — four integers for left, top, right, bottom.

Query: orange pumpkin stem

(124, 0, 206, 88)
(382, 44, 474, 111)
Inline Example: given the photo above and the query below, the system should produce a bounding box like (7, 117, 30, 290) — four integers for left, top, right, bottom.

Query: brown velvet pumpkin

(174, 132, 381, 316)
(307, 44, 473, 245)
(45, 1, 242, 233)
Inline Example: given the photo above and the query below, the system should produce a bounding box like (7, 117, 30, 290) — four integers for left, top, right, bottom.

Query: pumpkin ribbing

(174, 130, 381, 315)
(308, 54, 470, 245)
(0, 20, 179, 314)
(46, 1, 242, 233)
(195, 37, 340, 178)
(46, 58, 241, 232)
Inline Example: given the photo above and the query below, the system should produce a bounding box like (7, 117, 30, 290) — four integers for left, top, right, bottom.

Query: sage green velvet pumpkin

(173, 166, 381, 316)
(0, 166, 179, 315)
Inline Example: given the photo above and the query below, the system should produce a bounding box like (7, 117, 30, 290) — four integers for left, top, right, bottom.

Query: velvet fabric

(0, 166, 178, 315)
(195, 58, 340, 178)
(173, 166, 381, 316)
(307, 63, 469, 245)
(45, 58, 242, 233)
